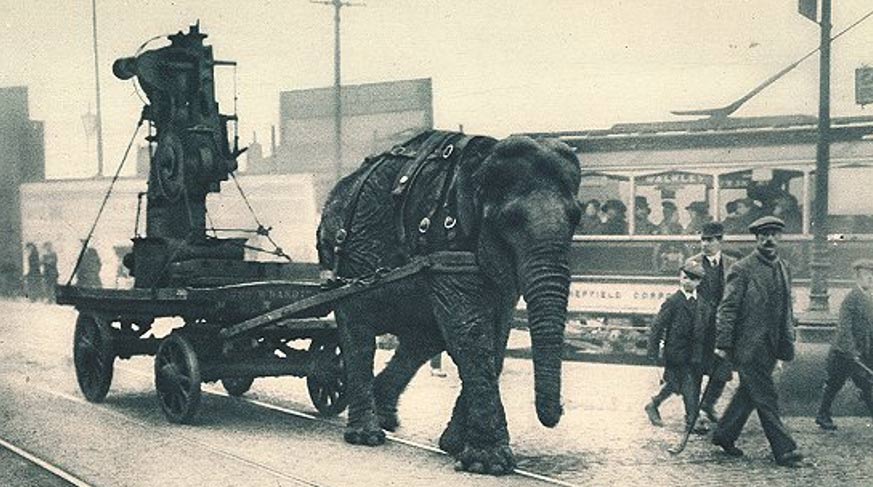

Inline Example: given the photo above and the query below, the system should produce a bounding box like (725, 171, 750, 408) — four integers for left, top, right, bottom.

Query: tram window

(634, 170, 713, 235)
(719, 169, 804, 234)
(827, 166, 873, 234)
(577, 172, 630, 235)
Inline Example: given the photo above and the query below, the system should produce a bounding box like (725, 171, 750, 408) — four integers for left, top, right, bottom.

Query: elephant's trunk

(521, 240, 571, 428)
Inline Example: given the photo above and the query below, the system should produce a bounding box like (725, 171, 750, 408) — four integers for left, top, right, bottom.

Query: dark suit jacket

(648, 290, 706, 365)
(715, 250, 796, 365)
(832, 286, 873, 363)
(686, 252, 737, 368)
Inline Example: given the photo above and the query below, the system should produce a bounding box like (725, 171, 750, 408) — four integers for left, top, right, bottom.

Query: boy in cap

(685, 221, 736, 424)
(815, 258, 873, 430)
(711, 215, 803, 467)
(645, 261, 707, 430)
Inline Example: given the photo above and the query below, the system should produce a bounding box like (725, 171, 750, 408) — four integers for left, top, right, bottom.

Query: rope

(229, 172, 292, 261)
(66, 120, 144, 286)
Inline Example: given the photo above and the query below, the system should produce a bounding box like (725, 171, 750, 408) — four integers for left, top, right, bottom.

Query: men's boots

(645, 399, 664, 427)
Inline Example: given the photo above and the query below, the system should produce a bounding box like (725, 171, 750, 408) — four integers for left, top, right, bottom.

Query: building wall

(0, 86, 44, 295)
(20, 173, 321, 289)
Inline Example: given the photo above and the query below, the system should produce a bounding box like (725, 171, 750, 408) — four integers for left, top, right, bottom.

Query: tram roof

(518, 114, 873, 154)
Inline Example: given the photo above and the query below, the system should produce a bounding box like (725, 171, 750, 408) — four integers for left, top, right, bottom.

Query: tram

(524, 114, 873, 318)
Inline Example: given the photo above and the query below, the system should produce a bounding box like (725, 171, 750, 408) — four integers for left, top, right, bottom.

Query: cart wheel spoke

(154, 334, 201, 424)
(306, 337, 348, 416)
(73, 314, 115, 403)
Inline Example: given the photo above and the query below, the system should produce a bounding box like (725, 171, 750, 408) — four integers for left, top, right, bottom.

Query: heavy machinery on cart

(56, 23, 348, 423)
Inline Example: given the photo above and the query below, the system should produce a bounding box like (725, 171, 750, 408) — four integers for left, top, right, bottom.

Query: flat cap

(700, 221, 724, 238)
(680, 260, 705, 279)
(852, 259, 873, 271)
(748, 215, 785, 234)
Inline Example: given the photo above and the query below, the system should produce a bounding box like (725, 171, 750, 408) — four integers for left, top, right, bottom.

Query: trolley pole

(809, 0, 832, 313)
(312, 0, 363, 183)
(91, 0, 105, 178)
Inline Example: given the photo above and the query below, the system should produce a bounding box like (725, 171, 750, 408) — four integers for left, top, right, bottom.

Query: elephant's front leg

(429, 274, 514, 475)
(335, 305, 384, 446)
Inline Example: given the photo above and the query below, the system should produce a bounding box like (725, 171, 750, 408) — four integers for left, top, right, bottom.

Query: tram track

(10, 329, 579, 487)
(0, 434, 94, 487)
(114, 361, 581, 487)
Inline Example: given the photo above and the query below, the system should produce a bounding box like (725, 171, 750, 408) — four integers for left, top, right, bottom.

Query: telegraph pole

(91, 0, 105, 177)
(808, 0, 832, 313)
(311, 0, 363, 182)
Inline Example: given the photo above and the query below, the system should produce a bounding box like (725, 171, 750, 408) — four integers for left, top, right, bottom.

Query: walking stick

(668, 357, 729, 455)
(852, 357, 873, 385)
(667, 375, 711, 455)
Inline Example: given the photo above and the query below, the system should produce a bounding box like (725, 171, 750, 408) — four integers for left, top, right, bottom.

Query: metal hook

(441, 144, 454, 159)
(444, 216, 457, 229)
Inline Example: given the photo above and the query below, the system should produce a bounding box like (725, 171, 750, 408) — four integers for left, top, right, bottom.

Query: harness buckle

(418, 217, 431, 234)
(335, 228, 348, 244)
(444, 216, 457, 230)
(441, 144, 454, 159)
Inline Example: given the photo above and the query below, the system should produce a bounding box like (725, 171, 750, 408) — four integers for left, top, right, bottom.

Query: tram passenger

(710, 216, 803, 467)
(685, 201, 712, 235)
(600, 199, 628, 235)
(685, 222, 736, 424)
(644, 261, 707, 431)
(634, 196, 657, 235)
(815, 259, 873, 430)
(578, 199, 602, 234)
(723, 198, 760, 234)
(657, 201, 684, 235)
(770, 194, 802, 234)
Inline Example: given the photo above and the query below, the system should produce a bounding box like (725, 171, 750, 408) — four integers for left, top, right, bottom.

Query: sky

(1, 0, 873, 179)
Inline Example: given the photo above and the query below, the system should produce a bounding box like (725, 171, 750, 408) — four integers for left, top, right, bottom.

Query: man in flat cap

(685, 221, 736, 424)
(645, 261, 707, 431)
(710, 216, 804, 467)
(815, 259, 873, 430)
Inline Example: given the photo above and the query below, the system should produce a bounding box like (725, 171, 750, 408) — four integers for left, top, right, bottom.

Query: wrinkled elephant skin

(317, 132, 581, 475)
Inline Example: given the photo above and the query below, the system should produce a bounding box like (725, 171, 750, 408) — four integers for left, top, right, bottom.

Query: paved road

(2, 299, 873, 486)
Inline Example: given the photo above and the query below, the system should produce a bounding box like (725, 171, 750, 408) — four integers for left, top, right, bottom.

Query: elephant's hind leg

(335, 305, 385, 446)
(374, 330, 444, 432)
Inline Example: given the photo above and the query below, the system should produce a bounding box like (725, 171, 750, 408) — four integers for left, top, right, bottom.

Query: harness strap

(331, 153, 403, 278)
(415, 134, 474, 252)
(393, 131, 457, 251)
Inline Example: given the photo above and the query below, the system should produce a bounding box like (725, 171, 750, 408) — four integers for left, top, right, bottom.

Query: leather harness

(331, 130, 479, 280)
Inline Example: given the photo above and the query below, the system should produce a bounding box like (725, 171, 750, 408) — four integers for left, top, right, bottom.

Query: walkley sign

(637, 171, 713, 187)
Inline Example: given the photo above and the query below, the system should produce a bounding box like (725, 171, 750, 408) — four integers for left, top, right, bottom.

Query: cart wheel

(306, 337, 348, 416)
(155, 334, 202, 424)
(221, 377, 255, 397)
(73, 313, 115, 403)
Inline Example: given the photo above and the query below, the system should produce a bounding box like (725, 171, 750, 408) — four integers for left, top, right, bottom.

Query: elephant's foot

(453, 444, 516, 476)
(377, 407, 399, 432)
(344, 414, 386, 446)
(438, 419, 464, 456)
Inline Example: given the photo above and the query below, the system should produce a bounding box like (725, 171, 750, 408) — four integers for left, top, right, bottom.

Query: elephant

(316, 130, 581, 475)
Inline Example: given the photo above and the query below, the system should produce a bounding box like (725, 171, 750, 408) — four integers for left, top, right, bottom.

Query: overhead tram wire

(671, 6, 873, 119)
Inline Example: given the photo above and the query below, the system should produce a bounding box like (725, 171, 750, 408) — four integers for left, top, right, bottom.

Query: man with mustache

(710, 216, 803, 467)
